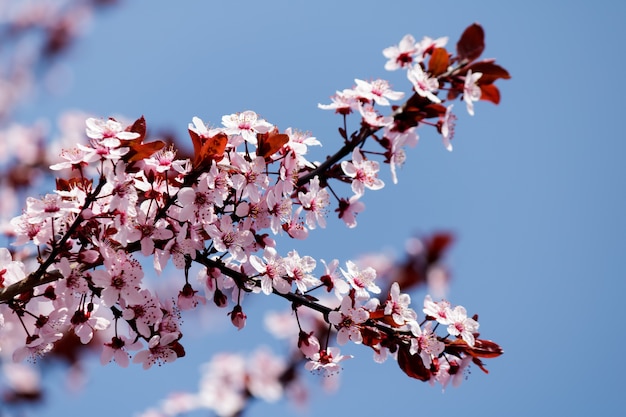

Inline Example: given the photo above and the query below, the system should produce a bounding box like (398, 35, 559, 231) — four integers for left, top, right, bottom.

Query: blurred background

(1, 0, 624, 416)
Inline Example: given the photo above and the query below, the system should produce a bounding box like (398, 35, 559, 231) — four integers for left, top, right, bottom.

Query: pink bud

(229, 305, 247, 330)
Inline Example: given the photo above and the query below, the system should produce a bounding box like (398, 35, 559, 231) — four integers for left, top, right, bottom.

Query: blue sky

(7, 1, 626, 416)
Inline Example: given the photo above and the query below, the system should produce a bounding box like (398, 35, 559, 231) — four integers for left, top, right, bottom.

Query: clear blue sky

(9, 1, 626, 416)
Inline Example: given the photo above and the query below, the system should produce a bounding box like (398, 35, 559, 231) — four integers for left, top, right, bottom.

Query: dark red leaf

(188, 129, 228, 169)
(466, 60, 511, 84)
(127, 115, 147, 141)
(124, 140, 166, 163)
(456, 23, 485, 62)
(257, 130, 289, 160)
(397, 344, 430, 381)
(480, 84, 501, 104)
(428, 47, 449, 76)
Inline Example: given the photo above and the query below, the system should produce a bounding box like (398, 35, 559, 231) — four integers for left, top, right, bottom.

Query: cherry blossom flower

(336, 195, 365, 228)
(317, 88, 358, 115)
(440, 104, 456, 151)
(340, 260, 380, 300)
(409, 320, 445, 368)
(246, 348, 287, 402)
(50, 146, 100, 170)
(204, 216, 254, 263)
(196, 353, 247, 417)
(177, 283, 205, 311)
(298, 176, 330, 229)
(319, 258, 350, 298)
(120, 289, 163, 338)
(298, 331, 321, 359)
(383, 34, 418, 70)
(341, 148, 384, 197)
(229, 305, 247, 330)
(305, 347, 352, 376)
(100, 334, 141, 368)
(85, 117, 139, 148)
(407, 64, 441, 103)
(143, 145, 182, 174)
(423, 295, 452, 325)
(125, 211, 174, 256)
(358, 103, 394, 128)
(282, 208, 309, 240)
(284, 127, 321, 168)
(176, 181, 217, 225)
(283, 250, 319, 293)
(446, 305, 479, 346)
(0, 248, 26, 287)
(353, 78, 404, 106)
(90, 249, 144, 306)
(328, 295, 369, 345)
(415, 35, 449, 57)
(384, 282, 417, 325)
(70, 304, 110, 344)
(434, 354, 472, 390)
(463, 70, 483, 116)
(221, 110, 273, 145)
(132, 334, 180, 370)
(249, 247, 290, 295)
(229, 153, 269, 203)
(25, 193, 78, 225)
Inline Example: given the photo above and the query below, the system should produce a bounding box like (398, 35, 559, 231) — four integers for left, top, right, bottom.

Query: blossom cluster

(0, 23, 508, 415)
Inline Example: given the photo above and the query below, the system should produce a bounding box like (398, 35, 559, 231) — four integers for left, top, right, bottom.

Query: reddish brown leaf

(127, 115, 147, 141)
(456, 23, 485, 62)
(189, 130, 228, 169)
(428, 47, 450, 76)
(466, 60, 511, 84)
(426, 232, 454, 265)
(480, 83, 501, 104)
(469, 339, 504, 358)
(257, 130, 289, 160)
(124, 140, 166, 163)
(397, 344, 430, 381)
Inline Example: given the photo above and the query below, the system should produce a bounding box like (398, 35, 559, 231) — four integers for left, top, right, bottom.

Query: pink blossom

(336, 195, 365, 228)
(384, 282, 417, 325)
(440, 104, 457, 151)
(383, 34, 418, 71)
(317, 88, 358, 115)
(319, 258, 350, 297)
(229, 305, 247, 330)
(204, 216, 254, 263)
(409, 321, 444, 368)
(132, 334, 180, 370)
(341, 148, 384, 197)
(70, 304, 110, 344)
(305, 347, 352, 376)
(50, 146, 100, 170)
(221, 110, 273, 145)
(85, 117, 139, 147)
(283, 250, 319, 293)
(247, 348, 287, 402)
(249, 247, 290, 295)
(353, 78, 404, 106)
(90, 250, 144, 306)
(101, 335, 141, 368)
(446, 305, 479, 346)
(407, 64, 441, 103)
(177, 283, 205, 311)
(298, 176, 330, 229)
(328, 295, 369, 345)
(463, 70, 483, 116)
(340, 260, 380, 300)
(120, 290, 162, 338)
(423, 295, 452, 325)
